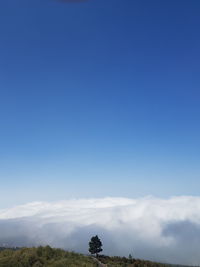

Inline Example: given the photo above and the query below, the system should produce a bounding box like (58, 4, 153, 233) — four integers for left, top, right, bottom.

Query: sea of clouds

(0, 196, 200, 265)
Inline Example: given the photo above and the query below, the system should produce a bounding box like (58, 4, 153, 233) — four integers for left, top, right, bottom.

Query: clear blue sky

(0, 0, 200, 207)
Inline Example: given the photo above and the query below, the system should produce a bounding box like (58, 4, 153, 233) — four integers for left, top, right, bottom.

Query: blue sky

(0, 0, 200, 207)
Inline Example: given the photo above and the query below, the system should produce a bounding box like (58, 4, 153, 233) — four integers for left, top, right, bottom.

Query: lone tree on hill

(88, 235, 103, 257)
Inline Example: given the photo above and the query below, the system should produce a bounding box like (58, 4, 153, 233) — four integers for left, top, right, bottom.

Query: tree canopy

(88, 235, 103, 257)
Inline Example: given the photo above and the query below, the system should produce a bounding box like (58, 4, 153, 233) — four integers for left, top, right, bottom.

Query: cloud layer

(0, 196, 200, 265)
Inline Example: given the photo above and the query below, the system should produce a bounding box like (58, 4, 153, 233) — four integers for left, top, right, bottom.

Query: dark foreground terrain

(97, 255, 196, 267)
(0, 246, 197, 267)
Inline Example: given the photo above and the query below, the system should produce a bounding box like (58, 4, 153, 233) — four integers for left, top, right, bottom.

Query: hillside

(97, 255, 196, 267)
(0, 246, 97, 267)
(0, 247, 197, 267)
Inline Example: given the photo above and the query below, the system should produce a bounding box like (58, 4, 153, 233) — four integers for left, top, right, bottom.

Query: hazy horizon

(1, 196, 200, 265)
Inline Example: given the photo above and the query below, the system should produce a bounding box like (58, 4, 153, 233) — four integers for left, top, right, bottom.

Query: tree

(88, 235, 103, 257)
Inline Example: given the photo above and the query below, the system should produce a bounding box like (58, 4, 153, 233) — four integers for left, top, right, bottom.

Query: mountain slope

(0, 246, 97, 267)
(0, 247, 197, 267)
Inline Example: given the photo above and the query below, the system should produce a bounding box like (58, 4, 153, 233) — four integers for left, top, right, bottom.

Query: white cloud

(0, 196, 200, 265)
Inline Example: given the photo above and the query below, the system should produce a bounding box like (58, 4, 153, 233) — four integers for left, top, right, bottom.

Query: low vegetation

(0, 246, 97, 267)
(97, 255, 195, 267)
(0, 246, 197, 267)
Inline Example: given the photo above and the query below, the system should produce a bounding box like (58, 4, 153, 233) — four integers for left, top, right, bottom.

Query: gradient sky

(0, 0, 200, 207)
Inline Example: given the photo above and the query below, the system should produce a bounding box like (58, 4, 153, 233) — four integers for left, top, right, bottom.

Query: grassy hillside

(0, 247, 197, 267)
(0, 246, 97, 267)
(98, 255, 197, 267)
